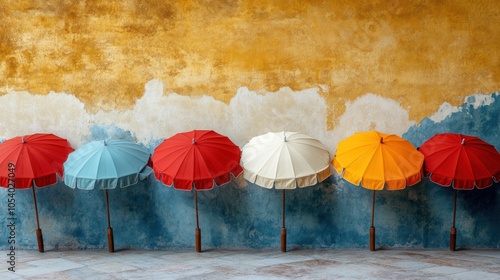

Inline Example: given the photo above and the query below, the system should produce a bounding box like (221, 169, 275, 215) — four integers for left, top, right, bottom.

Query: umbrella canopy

(241, 131, 331, 252)
(332, 130, 424, 251)
(0, 133, 74, 189)
(241, 131, 331, 189)
(419, 133, 500, 190)
(64, 139, 152, 190)
(152, 130, 243, 190)
(332, 130, 424, 190)
(152, 130, 243, 252)
(0, 133, 74, 252)
(419, 133, 500, 251)
(63, 138, 152, 252)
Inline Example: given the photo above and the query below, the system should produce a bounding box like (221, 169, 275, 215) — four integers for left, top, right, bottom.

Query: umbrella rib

(262, 145, 287, 181)
(383, 148, 406, 182)
(286, 143, 323, 175)
(192, 146, 198, 188)
(168, 148, 196, 181)
(366, 144, 385, 186)
(455, 148, 474, 187)
(0, 146, 24, 170)
(101, 148, 120, 179)
(108, 146, 149, 176)
(428, 147, 461, 179)
(68, 148, 103, 179)
(348, 143, 380, 185)
(196, 144, 234, 180)
(281, 144, 297, 180)
(22, 146, 36, 183)
(466, 151, 492, 183)
(153, 142, 189, 162)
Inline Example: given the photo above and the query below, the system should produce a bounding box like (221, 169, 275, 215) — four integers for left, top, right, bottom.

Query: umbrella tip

(461, 138, 465, 145)
(380, 137, 383, 144)
(192, 138, 195, 144)
(22, 137, 25, 143)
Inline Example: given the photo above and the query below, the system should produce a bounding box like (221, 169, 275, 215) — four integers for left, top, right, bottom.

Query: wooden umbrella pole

(450, 189, 457, 251)
(282, 189, 286, 228)
(370, 190, 376, 251)
(105, 189, 114, 253)
(105, 189, 111, 228)
(452, 189, 457, 228)
(31, 185, 44, 253)
(194, 189, 201, 252)
(281, 189, 287, 252)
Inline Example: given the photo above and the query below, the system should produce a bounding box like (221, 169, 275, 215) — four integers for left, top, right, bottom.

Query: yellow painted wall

(1, 1, 500, 252)
(1, 0, 499, 128)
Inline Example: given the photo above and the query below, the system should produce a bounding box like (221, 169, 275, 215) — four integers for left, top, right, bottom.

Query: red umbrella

(152, 130, 243, 252)
(0, 133, 74, 252)
(419, 133, 500, 250)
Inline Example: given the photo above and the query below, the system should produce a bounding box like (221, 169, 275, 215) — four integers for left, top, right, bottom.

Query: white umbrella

(241, 131, 331, 252)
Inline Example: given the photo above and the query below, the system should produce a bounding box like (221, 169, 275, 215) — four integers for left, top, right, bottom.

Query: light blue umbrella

(63, 139, 152, 252)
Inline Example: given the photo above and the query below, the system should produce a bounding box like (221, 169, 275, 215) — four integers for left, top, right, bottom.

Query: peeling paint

(0, 90, 91, 146)
(0, 80, 419, 156)
(467, 93, 497, 109)
(429, 102, 461, 123)
(1, 91, 498, 251)
(333, 93, 414, 138)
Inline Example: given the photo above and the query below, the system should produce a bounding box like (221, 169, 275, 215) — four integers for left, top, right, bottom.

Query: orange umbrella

(332, 131, 424, 250)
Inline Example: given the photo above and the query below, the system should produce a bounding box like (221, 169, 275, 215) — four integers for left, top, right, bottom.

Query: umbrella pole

(281, 189, 287, 252)
(194, 189, 201, 252)
(31, 185, 44, 253)
(370, 190, 376, 251)
(450, 189, 457, 251)
(105, 189, 114, 253)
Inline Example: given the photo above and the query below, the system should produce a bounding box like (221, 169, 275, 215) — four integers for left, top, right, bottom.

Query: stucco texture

(1, 0, 500, 126)
(0, 0, 499, 251)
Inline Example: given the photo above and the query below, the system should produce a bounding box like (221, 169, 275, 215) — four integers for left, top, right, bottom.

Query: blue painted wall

(1, 93, 499, 251)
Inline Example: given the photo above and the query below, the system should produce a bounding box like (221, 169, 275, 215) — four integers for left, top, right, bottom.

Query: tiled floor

(1, 248, 499, 279)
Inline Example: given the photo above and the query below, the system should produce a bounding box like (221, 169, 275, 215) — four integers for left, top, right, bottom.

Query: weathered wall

(0, 0, 499, 250)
